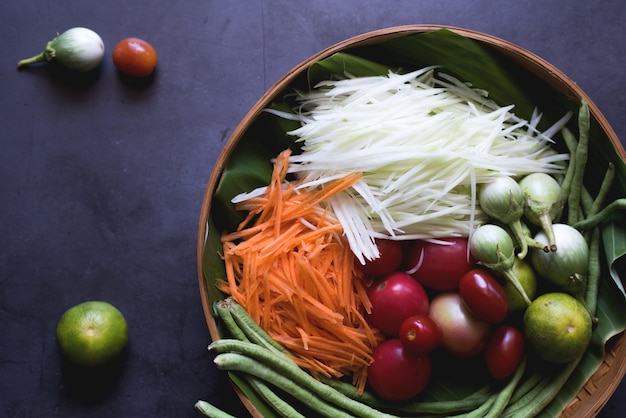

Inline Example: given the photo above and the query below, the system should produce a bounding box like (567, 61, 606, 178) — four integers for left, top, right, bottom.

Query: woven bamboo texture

(563, 335, 626, 417)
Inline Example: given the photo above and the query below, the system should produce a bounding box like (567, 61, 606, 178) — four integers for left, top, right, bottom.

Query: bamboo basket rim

(197, 24, 626, 418)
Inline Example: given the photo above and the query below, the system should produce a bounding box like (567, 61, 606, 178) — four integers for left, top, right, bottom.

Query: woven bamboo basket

(198, 25, 626, 417)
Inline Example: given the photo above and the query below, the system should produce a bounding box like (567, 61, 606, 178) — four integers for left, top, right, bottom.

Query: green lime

(56, 301, 128, 367)
(523, 292, 592, 363)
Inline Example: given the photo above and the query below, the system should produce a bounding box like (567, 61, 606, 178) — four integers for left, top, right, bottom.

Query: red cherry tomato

(367, 339, 431, 401)
(485, 326, 525, 379)
(428, 292, 489, 357)
(399, 314, 443, 354)
(367, 271, 429, 336)
(112, 37, 158, 77)
(355, 238, 404, 276)
(405, 238, 475, 291)
(459, 268, 508, 323)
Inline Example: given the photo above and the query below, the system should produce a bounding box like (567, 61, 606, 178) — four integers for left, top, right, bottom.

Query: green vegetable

(484, 357, 527, 418)
(217, 299, 289, 354)
(519, 173, 563, 252)
(214, 300, 249, 342)
(478, 176, 529, 258)
(501, 374, 553, 416)
(508, 371, 543, 404)
(209, 339, 299, 374)
(505, 357, 582, 418)
(17, 27, 104, 72)
(470, 224, 532, 306)
(586, 228, 601, 317)
(588, 162, 615, 219)
(318, 377, 491, 415)
(572, 198, 626, 232)
(530, 224, 589, 296)
(567, 101, 590, 224)
(213, 351, 393, 418)
(556, 126, 578, 220)
(195, 400, 237, 418)
(246, 376, 307, 418)
(519, 221, 549, 253)
(454, 395, 497, 418)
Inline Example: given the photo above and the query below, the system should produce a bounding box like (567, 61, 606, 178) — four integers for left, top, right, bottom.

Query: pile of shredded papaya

(217, 149, 383, 392)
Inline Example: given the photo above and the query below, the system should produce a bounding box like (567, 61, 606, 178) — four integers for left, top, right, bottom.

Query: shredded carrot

(217, 149, 383, 393)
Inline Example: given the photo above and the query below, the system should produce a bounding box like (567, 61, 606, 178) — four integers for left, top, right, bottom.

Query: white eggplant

(17, 27, 104, 72)
(478, 175, 529, 258)
(519, 172, 563, 252)
(530, 223, 589, 295)
(470, 224, 532, 306)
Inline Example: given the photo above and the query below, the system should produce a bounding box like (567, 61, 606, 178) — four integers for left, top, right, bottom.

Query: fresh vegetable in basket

(198, 29, 626, 418)
(217, 150, 381, 393)
(266, 67, 569, 265)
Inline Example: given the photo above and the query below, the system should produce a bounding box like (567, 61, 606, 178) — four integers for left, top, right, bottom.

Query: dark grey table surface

(2, 1, 625, 417)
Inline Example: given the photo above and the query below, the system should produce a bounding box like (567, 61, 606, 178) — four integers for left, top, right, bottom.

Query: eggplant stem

(17, 41, 55, 70)
(17, 52, 47, 69)
(503, 269, 532, 306)
(538, 213, 557, 252)
(509, 220, 529, 259)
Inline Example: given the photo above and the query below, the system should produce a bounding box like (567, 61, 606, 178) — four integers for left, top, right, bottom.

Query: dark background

(2, 1, 625, 417)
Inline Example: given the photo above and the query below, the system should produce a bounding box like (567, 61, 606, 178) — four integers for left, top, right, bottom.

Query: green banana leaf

(202, 28, 626, 417)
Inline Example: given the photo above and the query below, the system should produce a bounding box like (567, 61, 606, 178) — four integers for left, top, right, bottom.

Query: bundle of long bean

(197, 299, 510, 418)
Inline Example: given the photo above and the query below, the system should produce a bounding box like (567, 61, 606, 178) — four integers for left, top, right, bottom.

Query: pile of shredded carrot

(217, 149, 383, 392)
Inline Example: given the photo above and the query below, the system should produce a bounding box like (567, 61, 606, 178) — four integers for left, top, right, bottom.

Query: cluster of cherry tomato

(358, 238, 525, 402)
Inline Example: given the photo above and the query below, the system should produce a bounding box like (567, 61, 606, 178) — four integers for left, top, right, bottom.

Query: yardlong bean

(580, 186, 594, 217)
(245, 375, 306, 418)
(567, 100, 590, 225)
(557, 126, 578, 221)
(484, 357, 527, 418)
(450, 394, 497, 418)
(217, 298, 291, 355)
(213, 309, 497, 418)
(501, 370, 554, 417)
(320, 375, 491, 415)
(508, 370, 543, 404)
(195, 400, 237, 418)
(585, 227, 602, 317)
(209, 339, 300, 372)
(589, 162, 615, 218)
(217, 300, 499, 416)
(214, 300, 249, 342)
(573, 198, 626, 231)
(508, 357, 582, 418)
(214, 352, 396, 418)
